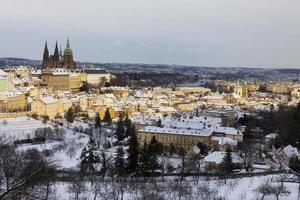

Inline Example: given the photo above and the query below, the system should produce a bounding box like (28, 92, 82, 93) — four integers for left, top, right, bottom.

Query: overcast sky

(0, 0, 299, 68)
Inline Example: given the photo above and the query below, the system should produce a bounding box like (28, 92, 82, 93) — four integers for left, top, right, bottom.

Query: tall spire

(42, 40, 49, 69)
(54, 41, 59, 57)
(44, 41, 48, 53)
(59, 44, 63, 62)
(67, 37, 70, 49)
(63, 37, 75, 70)
(53, 41, 60, 67)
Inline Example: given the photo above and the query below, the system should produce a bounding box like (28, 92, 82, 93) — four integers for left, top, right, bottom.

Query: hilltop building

(42, 38, 76, 70)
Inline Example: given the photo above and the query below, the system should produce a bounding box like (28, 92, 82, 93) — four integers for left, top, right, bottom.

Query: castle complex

(42, 38, 75, 70)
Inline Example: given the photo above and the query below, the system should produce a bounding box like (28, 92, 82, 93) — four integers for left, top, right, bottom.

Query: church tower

(42, 41, 49, 69)
(63, 38, 76, 70)
(52, 41, 60, 68)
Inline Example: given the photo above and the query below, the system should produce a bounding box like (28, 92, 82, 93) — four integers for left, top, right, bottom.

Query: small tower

(59, 45, 63, 64)
(52, 41, 60, 68)
(63, 38, 76, 70)
(42, 41, 49, 69)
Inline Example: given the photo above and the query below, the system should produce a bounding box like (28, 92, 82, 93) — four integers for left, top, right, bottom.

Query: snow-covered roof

(214, 127, 241, 135)
(40, 96, 58, 104)
(282, 145, 299, 158)
(265, 133, 277, 139)
(51, 68, 70, 75)
(204, 151, 243, 164)
(139, 126, 214, 137)
(211, 136, 238, 146)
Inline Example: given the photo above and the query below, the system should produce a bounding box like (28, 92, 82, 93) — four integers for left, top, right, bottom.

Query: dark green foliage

(195, 108, 199, 117)
(289, 156, 300, 173)
(127, 126, 139, 173)
(258, 104, 300, 148)
(114, 146, 126, 176)
(66, 107, 74, 124)
(103, 108, 112, 124)
(156, 119, 162, 127)
(222, 147, 233, 173)
(197, 142, 208, 155)
(138, 143, 151, 176)
(115, 114, 125, 142)
(80, 137, 100, 173)
(100, 152, 108, 177)
(148, 136, 163, 155)
(138, 142, 160, 176)
(169, 143, 177, 155)
(124, 114, 133, 138)
(95, 112, 101, 129)
(80, 81, 90, 93)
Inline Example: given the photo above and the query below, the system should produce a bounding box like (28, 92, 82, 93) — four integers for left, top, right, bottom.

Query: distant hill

(1, 57, 300, 82)
(0, 57, 41, 67)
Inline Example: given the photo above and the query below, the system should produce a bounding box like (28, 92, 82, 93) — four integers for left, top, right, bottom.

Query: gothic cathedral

(42, 38, 76, 70)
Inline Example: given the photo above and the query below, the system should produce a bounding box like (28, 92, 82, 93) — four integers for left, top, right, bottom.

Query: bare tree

(0, 141, 56, 200)
(66, 139, 77, 160)
(270, 184, 290, 200)
(197, 182, 220, 200)
(254, 180, 273, 200)
(239, 142, 256, 171)
(273, 148, 289, 170)
(67, 180, 87, 200)
(171, 180, 192, 200)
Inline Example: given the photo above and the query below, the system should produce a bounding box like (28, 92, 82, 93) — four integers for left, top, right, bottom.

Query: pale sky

(0, 0, 299, 68)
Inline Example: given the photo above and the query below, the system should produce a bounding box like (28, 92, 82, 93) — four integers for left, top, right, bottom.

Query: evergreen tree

(66, 107, 74, 127)
(95, 112, 101, 129)
(195, 108, 199, 117)
(100, 152, 107, 178)
(138, 142, 151, 176)
(124, 114, 132, 137)
(80, 137, 100, 173)
(169, 143, 177, 155)
(103, 108, 112, 124)
(222, 147, 233, 173)
(294, 102, 300, 121)
(115, 114, 125, 142)
(156, 119, 162, 127)
(127, 126, 139, 173)
(197, 142, 208, 155)
(80, 81, 90, 93)
(138, 142, 160, 176)
(94, 112, 102, 149)
(148, 148, 160, 175)
(114, 146, 126, 176)
(148, 136, 163, 155)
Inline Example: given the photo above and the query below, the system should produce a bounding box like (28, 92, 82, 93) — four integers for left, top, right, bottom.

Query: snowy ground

(0, 117, 49, 139)
(18, 127, 90, 170)
(52, 174, 299, 200)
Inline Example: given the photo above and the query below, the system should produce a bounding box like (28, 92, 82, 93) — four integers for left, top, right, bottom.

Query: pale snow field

(0, 117, 49, 139)
(18, 128, 90, 170)
(52, 174, 299, 200)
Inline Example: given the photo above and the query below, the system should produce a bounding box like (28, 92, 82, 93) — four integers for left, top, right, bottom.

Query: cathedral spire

(42, 41, 49, 69)
(53, 41, 60, 67)
(67, 37, 70, 49)
(54, 41, 59, 57)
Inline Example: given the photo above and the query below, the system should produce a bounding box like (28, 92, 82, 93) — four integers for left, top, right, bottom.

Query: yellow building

(138, 127, 214, 151)
(57, 99, 72, 114)
(41, 68, 82, 91)
(31, 96, 59, 119)
(42, 69, 69, 91)
(69, 73, 81, 91)
(101, 87, 129, 99)
(5, 92, 26, 112)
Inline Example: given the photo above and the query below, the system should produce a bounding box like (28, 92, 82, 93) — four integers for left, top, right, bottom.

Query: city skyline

(0, 0, 300, 68)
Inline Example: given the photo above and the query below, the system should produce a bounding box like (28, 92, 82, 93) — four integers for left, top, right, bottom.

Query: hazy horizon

(0, 0, 299, 68)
